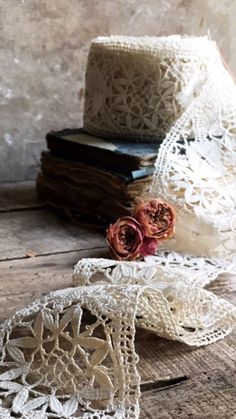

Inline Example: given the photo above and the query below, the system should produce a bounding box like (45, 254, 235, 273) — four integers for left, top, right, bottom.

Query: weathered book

(46, 128, 160, 174)
(37, 152, 152, 229)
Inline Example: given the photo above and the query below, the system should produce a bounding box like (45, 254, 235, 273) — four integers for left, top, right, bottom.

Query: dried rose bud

(140, 236, 159, 257)
(134, 199, 176, 240)
(106, 216, 144, 261)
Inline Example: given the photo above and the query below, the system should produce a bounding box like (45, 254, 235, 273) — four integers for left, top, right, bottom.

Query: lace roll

(84, 35, 221, 141)
(85, 34, 236, 262)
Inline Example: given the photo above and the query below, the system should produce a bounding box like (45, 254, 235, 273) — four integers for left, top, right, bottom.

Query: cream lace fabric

(0, 270, 235, 419)
(0, 35, 236, 418)
(84, 35, 236, 270)
(150, 42, 236, 261)
(84, 35, 224, 141)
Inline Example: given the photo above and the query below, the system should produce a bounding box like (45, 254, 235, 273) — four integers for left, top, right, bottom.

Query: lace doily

(0, 35, 236, 418)
(0, 285, 142, 418)
(0, 266, 235, 419)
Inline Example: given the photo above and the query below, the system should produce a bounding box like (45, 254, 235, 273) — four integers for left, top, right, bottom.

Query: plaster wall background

(0, 0, 235, 182)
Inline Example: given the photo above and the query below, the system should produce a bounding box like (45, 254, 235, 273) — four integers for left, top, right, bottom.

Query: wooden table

(0, 181, 235, 418)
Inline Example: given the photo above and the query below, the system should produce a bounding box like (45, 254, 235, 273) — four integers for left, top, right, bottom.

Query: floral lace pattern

(74, 257, 236, 346)
(0, 286, 141, 418)
(74, 251, 236, 289)
(0, 276, 235, 418)
(84, 36, 221, 141)
(84, 35, 236, 264)
(151, 70, 236, 248)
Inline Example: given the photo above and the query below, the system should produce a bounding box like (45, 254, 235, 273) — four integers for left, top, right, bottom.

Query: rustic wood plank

(0, 208, 105, 260)
(0, 249, 108, 320)
(136, 327, 235, 383)
(140, 368, 236, 418)
(0, 181, 44, 211)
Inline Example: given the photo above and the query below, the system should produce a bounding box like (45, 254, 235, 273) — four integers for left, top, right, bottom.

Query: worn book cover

(46, 128, 160, 173)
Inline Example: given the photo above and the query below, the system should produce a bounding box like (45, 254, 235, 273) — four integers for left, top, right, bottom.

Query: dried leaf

(25, 250, 37, 258)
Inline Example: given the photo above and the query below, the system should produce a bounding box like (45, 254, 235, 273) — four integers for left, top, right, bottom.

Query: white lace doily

(0, 267, 235, 419)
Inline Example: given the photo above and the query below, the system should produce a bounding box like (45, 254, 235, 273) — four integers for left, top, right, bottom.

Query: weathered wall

(0, 0, 235, 182)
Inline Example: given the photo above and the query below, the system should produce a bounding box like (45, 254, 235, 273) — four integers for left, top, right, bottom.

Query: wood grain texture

(0, 248, 108, 320)
(0, 181, 44, 211)
(140, 368, 236, 418)
(0, 181, 235, 419)
(136, 328, 235, 384)
(0, 208, 105, 260)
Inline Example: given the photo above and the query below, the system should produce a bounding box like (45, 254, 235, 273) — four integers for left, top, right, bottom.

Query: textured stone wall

(0, 0, 235, 182)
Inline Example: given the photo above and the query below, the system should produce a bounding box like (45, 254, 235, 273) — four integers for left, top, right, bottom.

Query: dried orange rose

(134, 199, 176, 240)
(106, 216, 145, 261)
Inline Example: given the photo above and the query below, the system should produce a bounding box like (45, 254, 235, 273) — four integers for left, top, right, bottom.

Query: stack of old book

(37, 129, 160, 229)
